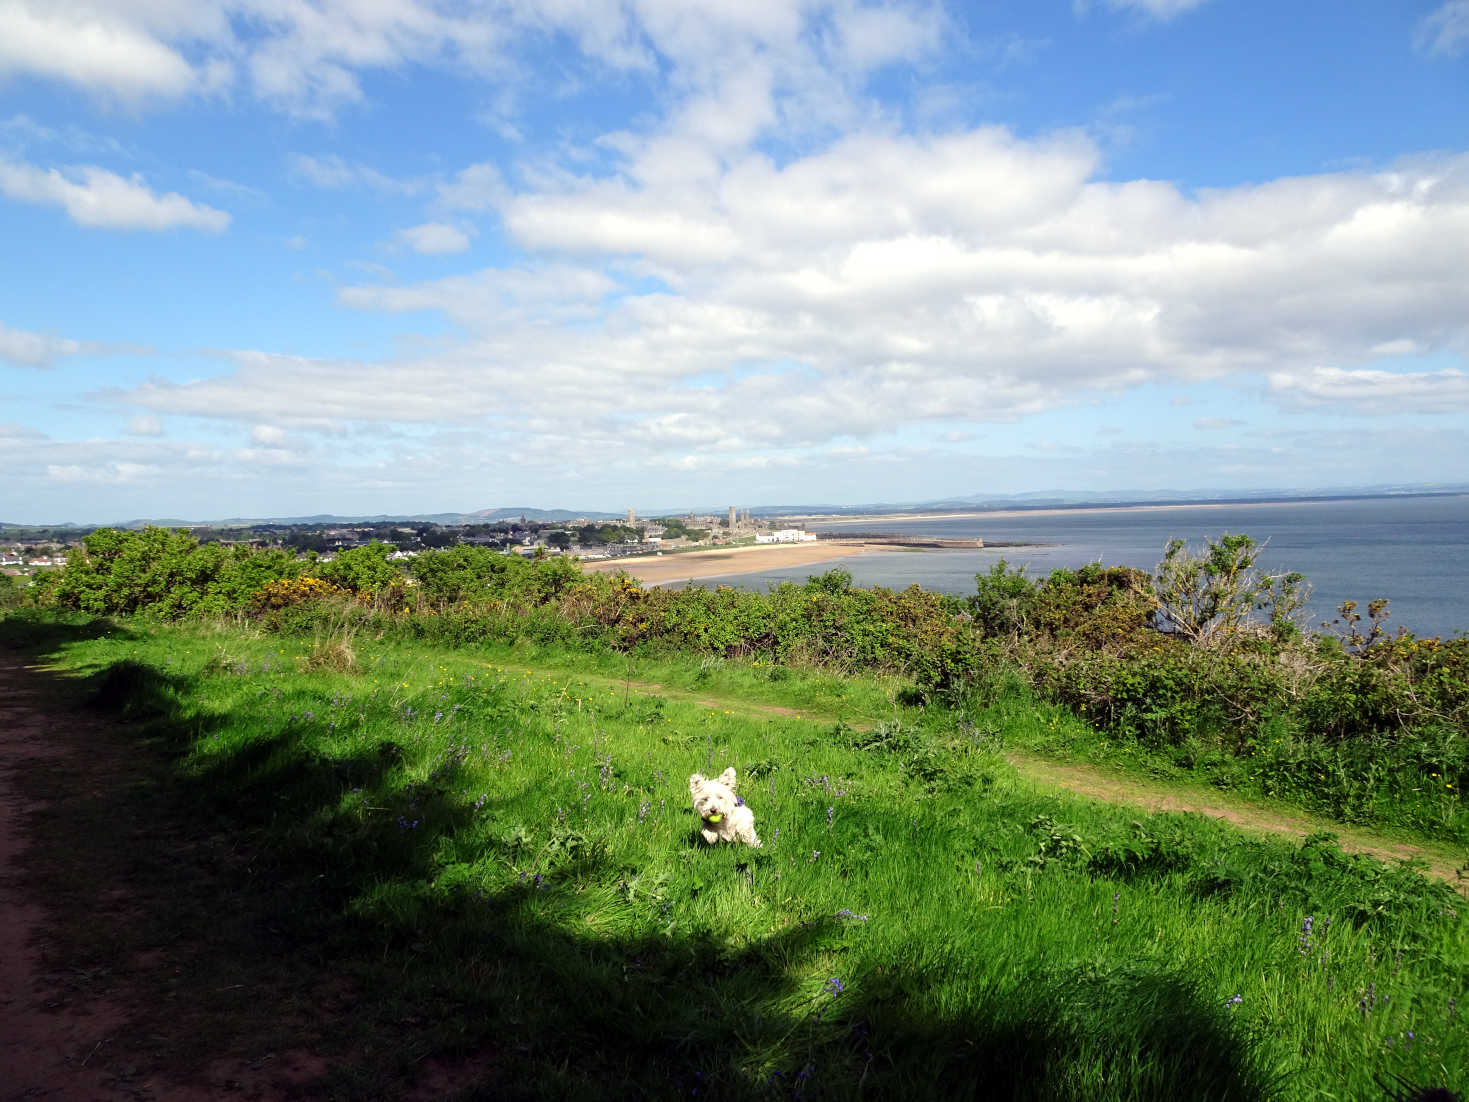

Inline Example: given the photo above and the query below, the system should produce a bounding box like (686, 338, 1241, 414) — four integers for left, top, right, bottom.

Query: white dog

(688, 767, 761, 847)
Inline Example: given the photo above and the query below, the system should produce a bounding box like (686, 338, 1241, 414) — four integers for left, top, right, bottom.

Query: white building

(755, 528, 818, 544)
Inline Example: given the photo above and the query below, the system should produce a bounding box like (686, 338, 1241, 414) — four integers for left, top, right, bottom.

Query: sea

(685, 494, 1469, 640)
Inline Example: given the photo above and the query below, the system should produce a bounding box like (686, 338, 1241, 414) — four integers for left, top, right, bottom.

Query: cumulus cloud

(0, 158, 230, 231)
(93, 135, 1469, 478)
(125, 415, 164, 437)
(397, 222, 473, 255)
(0, 1, 196, 102)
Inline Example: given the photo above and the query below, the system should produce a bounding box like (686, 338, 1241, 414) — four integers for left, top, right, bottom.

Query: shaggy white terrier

(688, 767, 762, 847)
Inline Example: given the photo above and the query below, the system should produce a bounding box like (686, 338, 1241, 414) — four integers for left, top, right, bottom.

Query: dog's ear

(717, 766, 737, 789)
(688, 773, 705, 795)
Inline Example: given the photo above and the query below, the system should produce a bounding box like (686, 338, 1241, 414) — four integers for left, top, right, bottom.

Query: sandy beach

(578, 540, 883, 585)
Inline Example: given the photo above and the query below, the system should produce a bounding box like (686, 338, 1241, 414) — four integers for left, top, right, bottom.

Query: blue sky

(2, 0, 1467, 524)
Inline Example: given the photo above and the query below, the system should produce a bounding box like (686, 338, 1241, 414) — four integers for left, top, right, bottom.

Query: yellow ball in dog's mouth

(706, 813, 723, 823)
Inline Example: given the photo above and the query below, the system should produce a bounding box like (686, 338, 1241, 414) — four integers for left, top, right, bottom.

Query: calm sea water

(687, 495, 1469, 639)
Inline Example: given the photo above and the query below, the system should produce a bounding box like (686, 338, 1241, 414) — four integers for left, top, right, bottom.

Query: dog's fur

(688, 767, 761, 847)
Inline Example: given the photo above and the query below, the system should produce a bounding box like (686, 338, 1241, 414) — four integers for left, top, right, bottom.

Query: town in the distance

(0, 505, 836, 580)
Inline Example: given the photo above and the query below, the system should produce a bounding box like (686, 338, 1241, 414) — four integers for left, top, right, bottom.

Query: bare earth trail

(488, 660, 1469, 895)
(0, 657, 330, 1101)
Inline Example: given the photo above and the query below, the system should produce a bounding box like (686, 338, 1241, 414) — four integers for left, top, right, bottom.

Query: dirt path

(490, 659, 1469, 895)
(0, 657, 132, 1099)
(0, 658, 330, 1101)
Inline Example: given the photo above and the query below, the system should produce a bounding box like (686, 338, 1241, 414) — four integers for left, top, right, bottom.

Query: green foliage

(406, 544, 521, 605)
(574, 522, 641, 546)
(51, 526, 305, 618)
(654, 516, 708, 541)
(1152, 533, 1309, 646)
(968, 559, 1038, 641)
(314, 541, 401, 596)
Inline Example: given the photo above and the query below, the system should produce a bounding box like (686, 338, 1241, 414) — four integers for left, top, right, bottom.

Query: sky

(2, 0, 1467, 524)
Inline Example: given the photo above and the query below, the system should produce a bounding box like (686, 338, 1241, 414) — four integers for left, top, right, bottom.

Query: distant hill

(8, 483, 1465, 533)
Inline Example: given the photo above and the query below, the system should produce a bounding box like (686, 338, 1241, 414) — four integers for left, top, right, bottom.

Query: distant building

(755, 529, 818, 544)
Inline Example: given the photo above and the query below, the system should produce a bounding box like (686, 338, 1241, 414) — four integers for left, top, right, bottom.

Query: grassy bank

(5, 614, 1464, 1100)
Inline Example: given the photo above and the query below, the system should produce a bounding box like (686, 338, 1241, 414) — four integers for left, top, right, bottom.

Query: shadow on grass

(4, 619, 1278, 1101)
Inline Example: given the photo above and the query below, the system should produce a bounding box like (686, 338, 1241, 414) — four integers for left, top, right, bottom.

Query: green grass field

(5, 613, 1466, 1100)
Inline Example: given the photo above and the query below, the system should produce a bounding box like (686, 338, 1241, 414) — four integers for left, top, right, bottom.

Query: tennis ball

(706, 813, 723, 823)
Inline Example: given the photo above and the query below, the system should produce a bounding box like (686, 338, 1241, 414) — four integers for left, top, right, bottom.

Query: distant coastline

(786, 490, 1469, 528)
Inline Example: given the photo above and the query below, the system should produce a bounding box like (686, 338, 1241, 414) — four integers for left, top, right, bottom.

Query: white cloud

(287, 153, 427, 196)
(105, 135, 1458, 474)
(397, 222, 473, 255)
(0, 321, 90, 367)
(1193, 416, 1244, 430)
(1416, 0, 1469, 56)
(0, 1, 196, 102)
(0, 158, 230, 231)
(1266, 366, 1469, 414)
(435, 162, 508, 212)
(0, 1, 948, 129)
(1082, 0, 1213, 19)
(187, 169, 268, 201)
(125, 415, 164, 436)
(250, 424, 287, 445)
(47, 461, 160, 485)
(0, 422, 47, 441)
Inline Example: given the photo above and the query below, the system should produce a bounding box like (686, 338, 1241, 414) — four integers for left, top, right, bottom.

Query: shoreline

(578, 539, 889, 585)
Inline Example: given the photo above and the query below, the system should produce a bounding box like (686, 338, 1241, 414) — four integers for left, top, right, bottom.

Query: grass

(4, 612, 1466, 1100)
(971, 682, 1469, 846)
